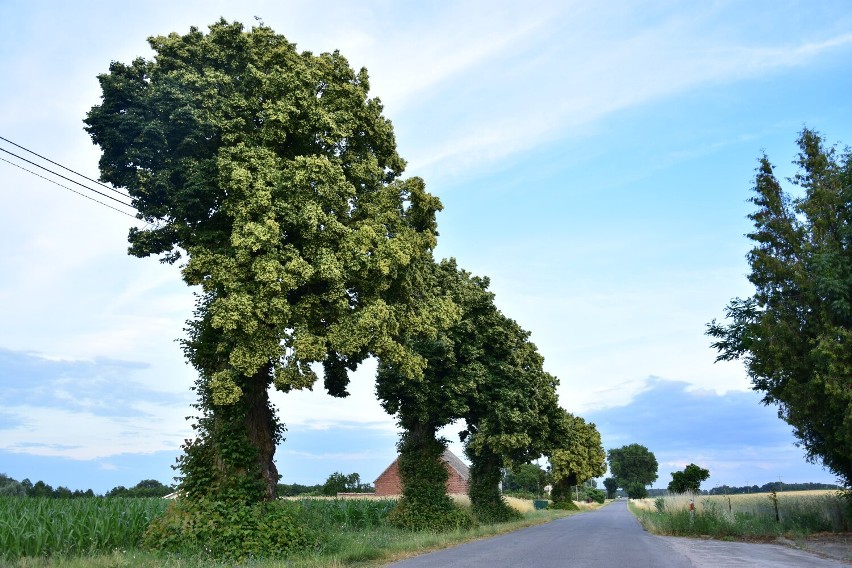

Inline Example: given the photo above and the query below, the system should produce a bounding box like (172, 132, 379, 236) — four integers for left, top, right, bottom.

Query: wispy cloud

(0, 349, 191, 459)
(391, 5, 852, 180)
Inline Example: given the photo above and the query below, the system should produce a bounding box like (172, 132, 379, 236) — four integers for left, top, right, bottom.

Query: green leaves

(708, 129, 852, 488)
(668, 463, 710, 493)
(87, 19, 449, 503)
(607, 443, 658, 491)
(549, 414, 606, 488)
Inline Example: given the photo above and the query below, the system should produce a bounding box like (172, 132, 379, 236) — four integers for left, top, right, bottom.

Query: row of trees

(0, 474, 172, 498)
(84, 18, 607, 538)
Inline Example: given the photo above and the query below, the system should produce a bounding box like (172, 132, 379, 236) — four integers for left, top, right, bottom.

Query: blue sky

(1, 1, 850, 493)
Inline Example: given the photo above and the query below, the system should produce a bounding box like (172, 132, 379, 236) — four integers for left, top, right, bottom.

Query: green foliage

(467, 450, 521, 524)
(387, 498, 476, 532)
(376, 258, 561, 522)
(296, 498, 397, 530)
(0, 474, 25, 497)
(548, 413, 606, 488)
(276, 482, 323, 496)
(707, 129, 852, 488)
(142, 498, 312, 561)
(0, 496, 168, 561)
(603, 477, 619, 499)
(668, 464, 710, 494)
(582, 488, 606, 504)
(608, 444, 658, 494)
(322, 472, 369, 496)
(175, 368, 282, 503)
(503, 463, 548, 496)
(626, 482, 649, 499)
(548, 499, 579, 511)
(85, 19, 449, 502)
(386, 430, 475, 532)
(106, 479, 174, 498)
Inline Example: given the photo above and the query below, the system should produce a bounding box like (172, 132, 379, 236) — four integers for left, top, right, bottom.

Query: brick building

(374, 448, 470, 496)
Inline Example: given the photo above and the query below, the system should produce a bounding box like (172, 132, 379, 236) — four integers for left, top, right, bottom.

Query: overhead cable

(0, 156, 138, 219)
(0, 135, 130, 199)
(0, 146, 133, 208)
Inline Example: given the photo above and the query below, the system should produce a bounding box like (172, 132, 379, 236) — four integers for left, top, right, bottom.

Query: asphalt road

(385, 500, 847, 568)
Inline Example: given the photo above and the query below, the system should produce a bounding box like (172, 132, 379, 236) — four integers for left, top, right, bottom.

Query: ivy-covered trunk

(388, 421, 472, 531)
(549, 477, 574, 504)
(178, 362, 283, 503)
(243, 364, 281, 501)
(467, 445, 519, 523)
(397, 421, 449, 505)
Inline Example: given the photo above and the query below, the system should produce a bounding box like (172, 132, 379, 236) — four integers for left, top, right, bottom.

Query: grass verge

(629, 490, 850, 540)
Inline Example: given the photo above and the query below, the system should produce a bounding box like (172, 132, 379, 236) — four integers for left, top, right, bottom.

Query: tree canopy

(707, 129, 852, 488)
(607, 444, 658, 496)
(667, 464, 710, 494)
(85, 19, 449, 503)
(548, 413, 606, 503)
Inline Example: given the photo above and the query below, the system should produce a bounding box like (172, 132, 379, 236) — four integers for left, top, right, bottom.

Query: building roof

(440, 448, 470, 480)
(374, 448, 470, 483)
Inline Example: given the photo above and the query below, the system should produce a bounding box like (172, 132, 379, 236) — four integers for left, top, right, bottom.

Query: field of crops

(0, 497, 168, 561)
(0, 495, 559, 565)
(632, 490, 850, 538)
(0, 496, 402, 563)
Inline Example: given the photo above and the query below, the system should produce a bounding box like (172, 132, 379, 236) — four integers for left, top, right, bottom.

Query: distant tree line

(706, 482, 841, 495)
(0, 473, 173, 498)
(639, 481, 841, 497)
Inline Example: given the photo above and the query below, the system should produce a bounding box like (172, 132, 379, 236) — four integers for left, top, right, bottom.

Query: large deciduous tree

(460, 297, 560, 523)
(84, 20, 449, 503)
(377, 257, 562, 525)
(607, 443, 658, 498)
(707, 129, 852, 488)
(547, 413, 606, 504)
(603, 477, 618, 499)
(667, 463, 710, 494)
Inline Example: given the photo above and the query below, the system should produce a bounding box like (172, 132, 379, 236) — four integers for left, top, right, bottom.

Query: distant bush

(106, 479, 173, 498)
(549, 500, 579, 511)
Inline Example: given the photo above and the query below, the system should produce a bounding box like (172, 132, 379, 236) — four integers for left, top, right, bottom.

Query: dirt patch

(782, 532, 852, 564)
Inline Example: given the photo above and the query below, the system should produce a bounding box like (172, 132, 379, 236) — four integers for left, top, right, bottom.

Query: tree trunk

(388, 419, 472, 530)
(243, 363, 280, 500)
(178, 362, 281, 503)
(468, 444, 519, 522)
(397, 420, 448, 503)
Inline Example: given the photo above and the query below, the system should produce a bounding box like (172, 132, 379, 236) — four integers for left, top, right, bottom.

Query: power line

(0, 135, 130, 199)
(0, 156, 138, 219)
(0, 146, 132, 208)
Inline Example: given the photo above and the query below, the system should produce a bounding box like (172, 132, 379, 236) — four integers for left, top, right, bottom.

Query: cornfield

(295, 497, 398, 530)
(0, 496, 168, 560)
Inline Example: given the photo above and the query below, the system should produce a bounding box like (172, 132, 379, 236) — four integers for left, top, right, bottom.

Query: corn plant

(0, 496, 168, 561)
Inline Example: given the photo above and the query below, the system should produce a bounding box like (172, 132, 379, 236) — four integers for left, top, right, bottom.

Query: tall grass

(0, 497, 168, 560)
(632, 490, 850, 538)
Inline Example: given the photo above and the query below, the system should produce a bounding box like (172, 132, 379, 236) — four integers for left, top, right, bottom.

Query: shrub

(549, 500, 579, 511)
(387, 498, 476, 532)
(142, 498, 313, 561)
